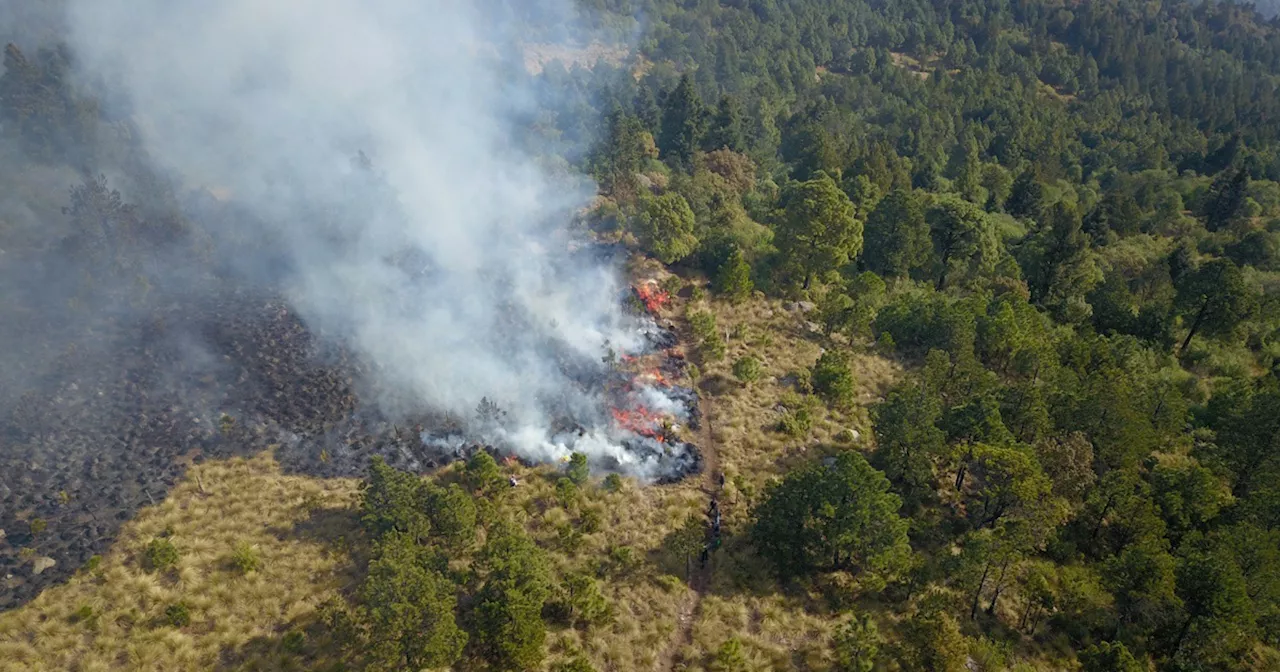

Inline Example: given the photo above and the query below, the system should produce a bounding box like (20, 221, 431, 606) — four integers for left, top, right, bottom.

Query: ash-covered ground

(0, 250, 702, 612)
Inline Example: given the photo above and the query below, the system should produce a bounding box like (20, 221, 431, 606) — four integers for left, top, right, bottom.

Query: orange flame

(634, 282, 670, 314)
(611, 405, 668, 441)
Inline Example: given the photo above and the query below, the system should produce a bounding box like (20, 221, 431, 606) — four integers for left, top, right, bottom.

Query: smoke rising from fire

(60, 0, 685, 477)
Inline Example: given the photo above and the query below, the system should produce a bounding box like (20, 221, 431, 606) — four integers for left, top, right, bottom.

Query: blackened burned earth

(0, 276, 702, 611)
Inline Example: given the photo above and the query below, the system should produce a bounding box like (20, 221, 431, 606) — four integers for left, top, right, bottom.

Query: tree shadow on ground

(213, 614, 348, 672)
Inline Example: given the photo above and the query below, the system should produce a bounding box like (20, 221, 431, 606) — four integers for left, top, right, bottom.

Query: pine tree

(703, 95, 745, 153)
(658, 74, 707, 172)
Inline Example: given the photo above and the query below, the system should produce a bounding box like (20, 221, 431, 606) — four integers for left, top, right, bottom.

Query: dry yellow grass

(500, 461, 706, 671)
(0, 449, 712, 672)
(0, 451, 359, 672)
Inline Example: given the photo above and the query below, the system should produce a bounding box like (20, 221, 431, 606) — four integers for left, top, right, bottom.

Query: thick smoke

(61, 0, 671, 475)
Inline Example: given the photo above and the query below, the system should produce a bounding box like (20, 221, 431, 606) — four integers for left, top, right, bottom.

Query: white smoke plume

(62, 0, 678, 476)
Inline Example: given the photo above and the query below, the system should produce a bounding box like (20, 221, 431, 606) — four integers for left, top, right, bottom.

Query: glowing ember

(633, 282, 670, 314)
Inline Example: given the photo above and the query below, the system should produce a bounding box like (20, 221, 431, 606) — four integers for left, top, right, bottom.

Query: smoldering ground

(0, 0, 694, 609)
(62, 0, 697, 473)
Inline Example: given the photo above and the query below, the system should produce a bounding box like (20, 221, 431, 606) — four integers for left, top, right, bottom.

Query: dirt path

(655, 392, 722, 671)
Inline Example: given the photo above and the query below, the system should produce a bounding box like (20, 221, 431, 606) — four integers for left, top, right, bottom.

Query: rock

(836, 428, 861, 443)
(32, 556, 56, 575)
(805, 321, 822, 333)
(796, 301, 816, 313)
(783, 301, 798, 312)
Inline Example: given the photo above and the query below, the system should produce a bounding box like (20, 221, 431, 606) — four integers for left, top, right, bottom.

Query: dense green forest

(4, 0, 1280, 670)
(549, 0, 1280, 669)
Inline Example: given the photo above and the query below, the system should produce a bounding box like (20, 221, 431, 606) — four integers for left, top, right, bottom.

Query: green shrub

(579, 507, 603, 534)
(702, 332, 727, 361)
(567, 452, 590, 485)
(732, 355, 762, 383)
(778, 408, 813, 437)
(230, 541, 261, 574)
(143, 537, 179, 573)
(555, 477, 580, 508)
(776, 392, 816, 437)
(603, 473, 624, 492)
(690, 310, 717, 341)
(812, 350, 855, 408)
(164, 601, 191, 627)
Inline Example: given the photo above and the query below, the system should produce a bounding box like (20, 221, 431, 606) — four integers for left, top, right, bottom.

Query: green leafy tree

(361, 534, 466, 671)
(463, 451, 504, 495)
(833, 614, 882, 672)
(1173, 258, 1255, 354)
(566, 452, 590, 486)
(966, 444, 1055, 530)
(928, 194, 998, 290)
(713, 246, 753, 302)
(873, 380, 946, 505)
(361, 456, 429, 542)
(422, 482, 477, 548)
(1078, 641, 1144, 672)
(665, 513, 705, 580)
(775, 172, 862, 289)
(1005, 167, 1046, 219)
(752, 451, 911, 578)
(862, 187, 930, 279)
(1202, 377, 1280, 498)
(1033, 432, 1096, 502)
(704, 94, 745, 153)
(1149, 462, 1231, 543)
(732, 354, 762, 383)
(590, 106, 649, 200)
(1103, 540, 1181, 647)
(1170, 534, 1256, 666)
(897, 608, 967, 672)
(811, 349, 855, 408)
(658, 74, 706, 171)
(472, 523, 552, 672)
(1202, 168, 1250, 232)
(633, 192, 698, 264)
(1018, 202, 1101, 323)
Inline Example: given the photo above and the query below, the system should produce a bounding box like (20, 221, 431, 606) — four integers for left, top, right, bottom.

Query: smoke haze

(58, 0, 665, 473)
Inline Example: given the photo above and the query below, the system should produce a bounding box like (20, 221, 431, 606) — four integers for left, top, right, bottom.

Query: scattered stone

(805, 321, 822, 333)
(32, 557, 55, 575)
(796, 301, 816, 313)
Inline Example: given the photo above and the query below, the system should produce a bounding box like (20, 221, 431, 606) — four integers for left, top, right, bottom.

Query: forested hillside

(3, 0, 1280, 671)
(556, 0, 1280, 669)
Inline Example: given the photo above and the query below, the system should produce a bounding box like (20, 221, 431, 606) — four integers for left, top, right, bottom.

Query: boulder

(32, 556, 55, 575)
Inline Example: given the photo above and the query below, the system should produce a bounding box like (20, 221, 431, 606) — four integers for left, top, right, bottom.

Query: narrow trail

(656, 390, 722, 671)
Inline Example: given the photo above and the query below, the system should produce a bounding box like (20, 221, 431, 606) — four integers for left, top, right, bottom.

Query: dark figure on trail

(719, 473, 726, 488)
(699, 547, 709, 567)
